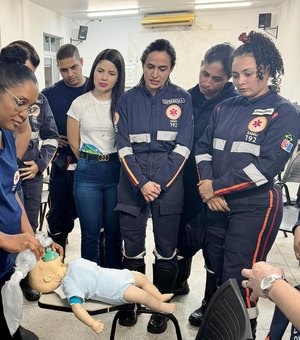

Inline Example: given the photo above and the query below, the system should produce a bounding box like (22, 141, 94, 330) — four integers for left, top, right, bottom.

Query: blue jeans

(74, 157, 122, 268)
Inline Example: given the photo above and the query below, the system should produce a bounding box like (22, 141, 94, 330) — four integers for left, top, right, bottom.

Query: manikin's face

(232, 54, 269, 100)
(143, 51, 173, 96)
(29, 257, 67, 293)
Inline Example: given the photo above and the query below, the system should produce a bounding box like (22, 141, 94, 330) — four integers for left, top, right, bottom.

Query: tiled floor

(22, 209, 299, 340)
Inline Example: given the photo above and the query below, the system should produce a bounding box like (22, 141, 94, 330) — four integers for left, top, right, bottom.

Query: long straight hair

(85, 49, 125, 119)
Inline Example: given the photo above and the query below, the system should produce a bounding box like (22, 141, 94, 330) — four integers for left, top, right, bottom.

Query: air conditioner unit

(141, 12, 195, 27)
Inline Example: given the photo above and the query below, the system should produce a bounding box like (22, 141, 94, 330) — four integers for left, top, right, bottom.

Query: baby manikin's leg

(123, 285, 176, 314)
(131, 272, 173, 302)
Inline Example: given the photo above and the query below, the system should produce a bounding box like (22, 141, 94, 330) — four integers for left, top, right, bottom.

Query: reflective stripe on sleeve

(243, 163, 268, 186)
(157, 131, 178, 141)
(31, 131, 39, 139)
(231, 141, 261, 156)
(173, 144, 190, 159)
(213, 138, 226, 151)
(129, 133, 151, 143)
(120, 158, 139, 186)
(195, 153, 212, 164)
(41, 138, 58, 148)
(118, 146, 133, 159)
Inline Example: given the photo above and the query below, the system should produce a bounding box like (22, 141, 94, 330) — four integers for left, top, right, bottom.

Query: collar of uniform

(243, 88, 275, 106)
(141, 81, 170, 98)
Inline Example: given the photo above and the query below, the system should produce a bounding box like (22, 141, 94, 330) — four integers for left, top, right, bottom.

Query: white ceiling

(31, 0, 286, 21)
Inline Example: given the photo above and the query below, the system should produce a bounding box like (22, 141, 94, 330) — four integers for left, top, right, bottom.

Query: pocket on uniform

(115, 203, 141, 217)
(159, 201, 183, 215)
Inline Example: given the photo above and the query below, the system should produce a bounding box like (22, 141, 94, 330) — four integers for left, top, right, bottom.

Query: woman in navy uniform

(115, 39, 193, 333)
(195, 31, 300, 337)
(174, 43, 238, 327)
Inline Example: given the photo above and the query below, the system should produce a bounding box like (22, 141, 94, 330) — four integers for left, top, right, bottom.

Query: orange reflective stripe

(121, 158, 139, 186)
(166, 159, 186, 188)
(215, 182, 252, 195)
(252, 190, 273, 265)
(245, 287, 252, 309)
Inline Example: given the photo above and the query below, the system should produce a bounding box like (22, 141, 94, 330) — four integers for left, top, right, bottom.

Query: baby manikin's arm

(71, 303, 104, 334)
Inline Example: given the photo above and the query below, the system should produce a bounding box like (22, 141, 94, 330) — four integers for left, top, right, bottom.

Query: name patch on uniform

(248, 116, 267, 133)
(162, 98, 185, 105)
(252, 108, 274, 116)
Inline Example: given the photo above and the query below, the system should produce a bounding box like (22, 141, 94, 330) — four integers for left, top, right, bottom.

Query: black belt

(79, 152, 118, 162)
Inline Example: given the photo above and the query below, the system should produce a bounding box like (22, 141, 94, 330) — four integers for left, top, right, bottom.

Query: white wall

(0, 0, 299, 102)
(78, 0, 300, 102)
(0, 0, 74, 87)
(78, 6, 280, 90)
(276, 0, 300, 102)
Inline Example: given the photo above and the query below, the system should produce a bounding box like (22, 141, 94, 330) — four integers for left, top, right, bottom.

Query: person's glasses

(4, 87, 38, 115)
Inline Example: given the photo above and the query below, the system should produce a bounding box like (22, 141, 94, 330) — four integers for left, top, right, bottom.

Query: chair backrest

(195, 278, 253, 340)
(281, 151, 300, 184)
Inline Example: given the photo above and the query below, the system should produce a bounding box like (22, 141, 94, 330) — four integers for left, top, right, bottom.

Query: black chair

(38, 290, 183, 340)
(195, 278, 253, 340)
(277, 151, 300, 206)
(276, 150, 300, 237)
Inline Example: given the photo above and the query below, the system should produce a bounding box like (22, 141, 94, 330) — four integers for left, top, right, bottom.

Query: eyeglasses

(4, 87, 38, 115)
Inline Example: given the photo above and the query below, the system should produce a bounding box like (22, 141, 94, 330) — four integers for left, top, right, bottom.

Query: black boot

(189, 270, 217, 326)
(118, 262, 145, 327)
(173, 257, 192, 296)
(147, 264, 178, 334)
(19, 326, 39, 340)
(20, 274, 40, 302)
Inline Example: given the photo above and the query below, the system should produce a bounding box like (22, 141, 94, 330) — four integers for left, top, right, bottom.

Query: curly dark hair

(0, 45, 37, 93)
(233, 31, 284, 92)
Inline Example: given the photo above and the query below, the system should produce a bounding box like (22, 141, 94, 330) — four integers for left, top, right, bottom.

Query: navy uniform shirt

(195, 89, 300, 195)
(42, 79, 87, 165)
(115, 83, 193, 191)
(21, 93, 59, 173)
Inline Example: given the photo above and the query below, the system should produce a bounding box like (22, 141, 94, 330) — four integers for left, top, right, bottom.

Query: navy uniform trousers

(118, 170, 184, 271)
(206, 184, 283, 311)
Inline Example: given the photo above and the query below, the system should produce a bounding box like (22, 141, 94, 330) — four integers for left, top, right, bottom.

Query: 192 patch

(248, 116, 267, 133)
(166, 105, 181, 120)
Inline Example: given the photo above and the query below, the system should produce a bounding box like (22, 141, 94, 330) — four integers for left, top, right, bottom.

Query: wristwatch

(261, 274, 287, 296)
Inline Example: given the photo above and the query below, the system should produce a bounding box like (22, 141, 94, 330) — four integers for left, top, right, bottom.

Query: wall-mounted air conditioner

(141, 12, 195, 27)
